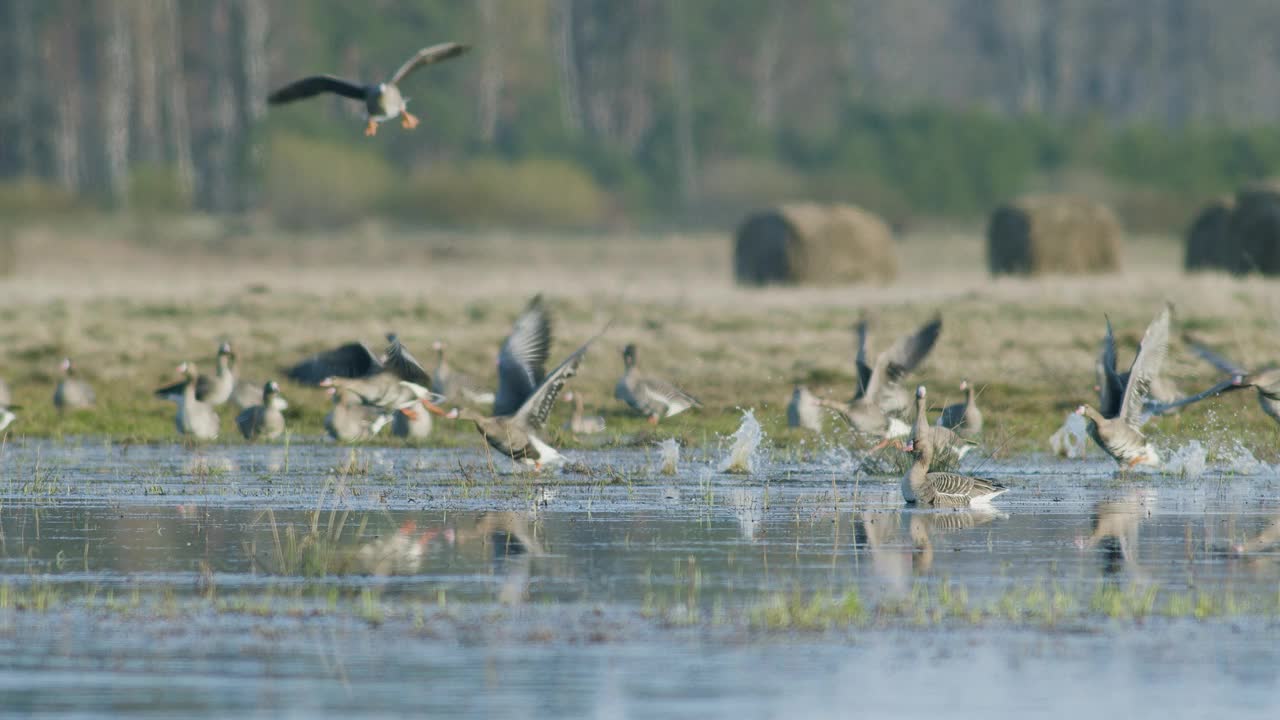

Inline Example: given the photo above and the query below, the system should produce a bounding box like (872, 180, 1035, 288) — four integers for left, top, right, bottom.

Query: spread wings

(389, 42, 470, 85)
(268, 75, 366, 104)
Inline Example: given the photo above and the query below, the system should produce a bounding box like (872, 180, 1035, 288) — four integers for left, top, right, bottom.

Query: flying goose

(155, 342, 236, 406)
(173, 362, 220, 440)
(1097, 315, 1183, 417)
(53, 358, 95, 412)
(1182, 334, 1280, 426)
(936, 379, 983, 437)
(615, 343, 700, 423)
(852, 313, 942, 416)
(322, 336, 446, 422)
(1076, 304, 1173, 467)
(430, 340, 495, 405)
(562, 390, 606, 434)
(819, 336, 920, 441)
(235, 380, 287, 440)
(786, 384, 823, 432)
(442, 295, 604, 469)
(268, 42, 470, 136)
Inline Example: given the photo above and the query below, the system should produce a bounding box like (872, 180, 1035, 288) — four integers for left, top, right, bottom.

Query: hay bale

(986, 195, 1123, 276)
(733, 203, 897, 286)
(1225, 186, 1280, 275)
(1184, 197, 1238, 272)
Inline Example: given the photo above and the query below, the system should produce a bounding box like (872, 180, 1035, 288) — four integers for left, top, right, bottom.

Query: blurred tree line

(2, 0, 1280, 232)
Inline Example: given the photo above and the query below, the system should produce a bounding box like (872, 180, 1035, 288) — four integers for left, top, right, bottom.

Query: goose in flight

(852, 313, 942, 416)
(268, 43, 470, 136)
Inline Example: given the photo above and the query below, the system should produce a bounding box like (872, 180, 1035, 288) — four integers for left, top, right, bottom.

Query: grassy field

(1, 218, 1277, 460)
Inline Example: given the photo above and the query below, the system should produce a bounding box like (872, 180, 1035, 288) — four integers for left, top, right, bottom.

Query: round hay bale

(1184, 197, 1236, 272)
(1226, 186, 1280, 276)
(986, 195, 1123, 276)
(733, 203, 897, 286)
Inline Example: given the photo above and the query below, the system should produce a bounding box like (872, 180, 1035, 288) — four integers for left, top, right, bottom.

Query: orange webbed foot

(401, 111, 419, 129)
(364, 119, 378, 137)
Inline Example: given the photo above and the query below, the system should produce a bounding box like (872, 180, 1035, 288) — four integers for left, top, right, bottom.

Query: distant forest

(3, 0, 1280, 231)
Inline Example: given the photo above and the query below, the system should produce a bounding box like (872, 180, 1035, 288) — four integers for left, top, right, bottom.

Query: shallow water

(1, 440, 1280, 718)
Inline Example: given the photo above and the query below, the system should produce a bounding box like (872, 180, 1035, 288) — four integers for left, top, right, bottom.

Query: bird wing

(493, 295, 552, 417)
(284, 342, 382, 385)
(853, 317, 872, 398)
(875, 314, 942, 406)
(928, 472, 1006, 501)
(382, 337, 432, 387)
(1143, 376, 1246, 415)
(514, 329, 604, 429)
(154, 374, 213, 402)
(1182, 334, 1248, 375)
(1119, 304, 1171, 430)
(388, 42, 470, 85)
(268, 75, 366, 104)
(1097, 315, 1125, 416)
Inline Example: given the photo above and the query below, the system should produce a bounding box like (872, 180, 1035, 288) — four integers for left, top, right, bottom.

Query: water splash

(718, 409, 764, 474)
(656, 438, 681, 476)
(1219, 441, 1273, 475)
(1159, 440, 1207, 479)
(1049, 413, 1090, 459)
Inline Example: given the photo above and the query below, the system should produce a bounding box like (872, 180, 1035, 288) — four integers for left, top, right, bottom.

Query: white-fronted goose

(615, 343, 700, 423)
(786, 384, 823, 432)
(900, 434, 1006, 507)
(324, 387, 390, 442)
(563, 390, 605, 434)
(269, 42, 469, 136)
(851, 313, 942, 416)
(443, 296, 604, 469)
(1183, 334, 1280, 426)
(155, 342, 236, 406)
(905, 385, 976, 462)
(321, 336, 445, 420)
(235, 380, 287, 440)
(173, 362, 220, 440)
(818, 343, 913, 440)
(53, 358, 95, 412)
(1077, 304, 1172, 467)
(430, 340, 495, 405)
(936, 379, 983, 438)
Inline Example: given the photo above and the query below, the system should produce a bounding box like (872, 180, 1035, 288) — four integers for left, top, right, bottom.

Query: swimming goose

(235, 381, 287, 440)
(615, 343, 700, 423)
(324, 387, 391, 441)
(562, 390, 606, 434)
(819, 340, 914, 440)
(155, 342, 236, 406)
(443, 295, 604, 469)
(430, 340, 495, 405)
(900, 431, 1006, 507)
(851, 313, 942, 416)
(268, 42, 470, 136)
(936, 379, 983, 437)
(53, 358, 95, 412)
(173, 362, 220, 440)
(786, 384, 823, 432)
(1182, 334, 1280, 426)
(1077, 304, 1172, 467)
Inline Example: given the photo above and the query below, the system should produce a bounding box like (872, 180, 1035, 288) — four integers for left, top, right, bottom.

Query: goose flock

(0, 296, 1270, 506)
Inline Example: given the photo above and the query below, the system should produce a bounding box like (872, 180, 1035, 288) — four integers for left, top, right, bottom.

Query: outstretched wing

(493, 295, 552, 417)
(853, 316, 872, 398)
(389, 42, 470, 85)
(1182, 334, 1248, 376)
(268, 75, 366, 104)
(383, 337, 432, 387)
(284, 342, 382, 385)
(877, 314, 941, 403)
(514, 329, 604, 429)
(1097, 316, 1125, 417)
(1144, 375, 1245, 415)
(1119, 304, 1171, 430)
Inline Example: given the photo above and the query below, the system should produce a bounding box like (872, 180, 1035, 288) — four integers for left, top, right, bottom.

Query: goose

(936, 379, 983, 437)
(615, 343, 700, 423)
(173, 362, 220, 440)
(1097, 315, 1182, 417)
(0, 379, 15, 432)
(324, 387, 391, 442)
(320, 336, 445, 421)
(442, 295, 604, 469)
(235, 380, 287, 440)
(875, 385, 975, 463)
(1182, 334, 1280, 426)
(562, 390, 606, 434)
(899, 390, 1006, 506)
(430, 340, 495, 405)
(786, 384, 823, 432)
(1076, 304, 1172, 467)
(155, 342, 236, 406)
(851, 313, 942, 416)
(268, 42, 470, 136)
(53, 358, 95, 412)
(818, 339, 915, 441)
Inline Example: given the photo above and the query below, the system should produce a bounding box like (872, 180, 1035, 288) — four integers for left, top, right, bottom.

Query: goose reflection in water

(856, 508, 1004, 593)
